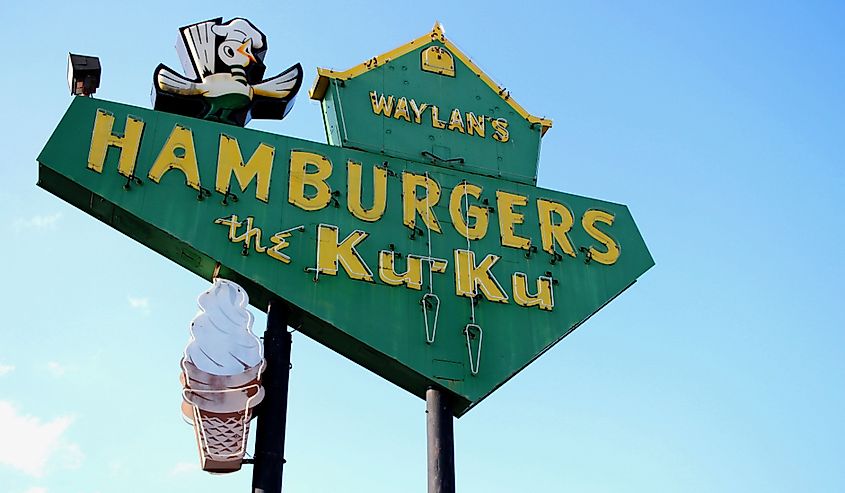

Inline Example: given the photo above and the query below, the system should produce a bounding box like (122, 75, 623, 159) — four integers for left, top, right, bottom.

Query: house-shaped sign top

(310, 23, 552, 185)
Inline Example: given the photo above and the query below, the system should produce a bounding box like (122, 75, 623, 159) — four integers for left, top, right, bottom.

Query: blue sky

(1, 1, 843, 492)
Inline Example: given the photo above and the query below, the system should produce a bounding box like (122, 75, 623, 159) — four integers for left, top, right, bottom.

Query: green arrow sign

(37, 95, 652, 415)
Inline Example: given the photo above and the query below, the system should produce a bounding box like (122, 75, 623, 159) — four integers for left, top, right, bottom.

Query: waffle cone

(192, 405, 252, 472)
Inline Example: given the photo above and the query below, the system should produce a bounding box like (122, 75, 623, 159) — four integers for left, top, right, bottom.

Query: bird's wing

(253, 64, 303, 99)
(179, 20, 218, 78)
(156, 65, 204, 96)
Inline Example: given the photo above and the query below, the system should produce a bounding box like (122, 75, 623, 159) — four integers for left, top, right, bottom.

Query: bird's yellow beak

(237, 39, 257, 65)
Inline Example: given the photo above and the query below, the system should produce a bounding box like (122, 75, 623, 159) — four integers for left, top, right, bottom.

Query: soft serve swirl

(185, 279, 263, 375)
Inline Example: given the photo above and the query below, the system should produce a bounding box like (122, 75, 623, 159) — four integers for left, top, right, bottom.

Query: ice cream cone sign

(181, 278, 266, 473)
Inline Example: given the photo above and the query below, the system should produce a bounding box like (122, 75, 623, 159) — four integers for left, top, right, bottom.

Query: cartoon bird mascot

(152, 18, 302, 126)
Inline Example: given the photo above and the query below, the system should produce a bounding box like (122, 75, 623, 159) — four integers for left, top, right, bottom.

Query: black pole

(252, 300, 292, 493)
(426, 387, 456, 493)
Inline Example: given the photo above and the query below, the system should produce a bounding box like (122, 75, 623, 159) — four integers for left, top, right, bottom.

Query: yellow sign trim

(309, 22, 553, 136)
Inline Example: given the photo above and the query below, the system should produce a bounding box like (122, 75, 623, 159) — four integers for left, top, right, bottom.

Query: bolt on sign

(37, 22, 653, 416)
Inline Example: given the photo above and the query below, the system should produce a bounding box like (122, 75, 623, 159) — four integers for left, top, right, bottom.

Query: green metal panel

(320, 41, 544, 185)
(37, 97, 653, 416)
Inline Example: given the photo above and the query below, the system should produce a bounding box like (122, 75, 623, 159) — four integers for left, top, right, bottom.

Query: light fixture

(67, 53, 101, 96)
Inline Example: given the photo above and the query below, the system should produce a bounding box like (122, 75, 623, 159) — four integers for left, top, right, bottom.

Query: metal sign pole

(251, 300, 292, 493)
(426, 388, 456, 493)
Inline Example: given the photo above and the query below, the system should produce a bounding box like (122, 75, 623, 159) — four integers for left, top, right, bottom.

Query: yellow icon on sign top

(421, 46, 455, 77)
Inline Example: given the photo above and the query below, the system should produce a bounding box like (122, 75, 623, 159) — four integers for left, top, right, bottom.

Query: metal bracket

(122, 172, 142, 190)
(579, 246, 593, 264)
(220, 184, 238, 206)
(304, 267, 319, 282)
(421, 150, 465, 164)
(196, 185, 212, 202)
(377, 161, 397, 177)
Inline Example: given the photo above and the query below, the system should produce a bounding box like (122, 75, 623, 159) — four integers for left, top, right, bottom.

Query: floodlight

(67, 53, 101, 96)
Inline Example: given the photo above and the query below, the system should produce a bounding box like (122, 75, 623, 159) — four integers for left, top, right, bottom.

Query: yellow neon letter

(447, 108, 465, 133)
(148, 124, 201, 189)
(288, 150, 333, 211)
(316, 224, 373, 281)
(369, 91, 394, 117)
(537, 199, 576, 257)
(378, 252, 424, 290)
(491, 118, 509, 142)
(453, 249, 508, 303)
(216, 134, 274, 203)
(87, 109, 145, 177)
(267, 232, 293, 263)
(393, 97, 411, 122)
(496, 190, 531, 250)
(214, 214, 242, 241)
(582, 210, 621, 265)
(347, 160, 387, 222)
(409, 99, 428, 124)
(465, 112, 485, 138)
(449, 182, 488, 240)
(402, 172, 442, 233)
(430, 105, 446, 129)
(512, 273, 554, 311)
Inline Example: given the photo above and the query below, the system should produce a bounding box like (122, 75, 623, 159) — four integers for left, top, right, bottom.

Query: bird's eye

(224, 46, 235, 57)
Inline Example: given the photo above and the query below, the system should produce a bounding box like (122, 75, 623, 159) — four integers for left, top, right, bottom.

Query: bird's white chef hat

(211, 19, 265, 50)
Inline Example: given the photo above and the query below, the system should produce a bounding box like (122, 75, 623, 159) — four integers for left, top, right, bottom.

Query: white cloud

(45, 362, 67, 378)
(0, 401, 83, 477)
(127, 296, 150, 314)
(169, 461, 198, 476)
(24, 487, 48, 493)
(12, 213, 62, 232)
(0, 364, 14, 376)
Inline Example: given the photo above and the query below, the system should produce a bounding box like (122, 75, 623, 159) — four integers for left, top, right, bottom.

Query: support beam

(426, 387, 456, 493)
(251, 300, 292, 493)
